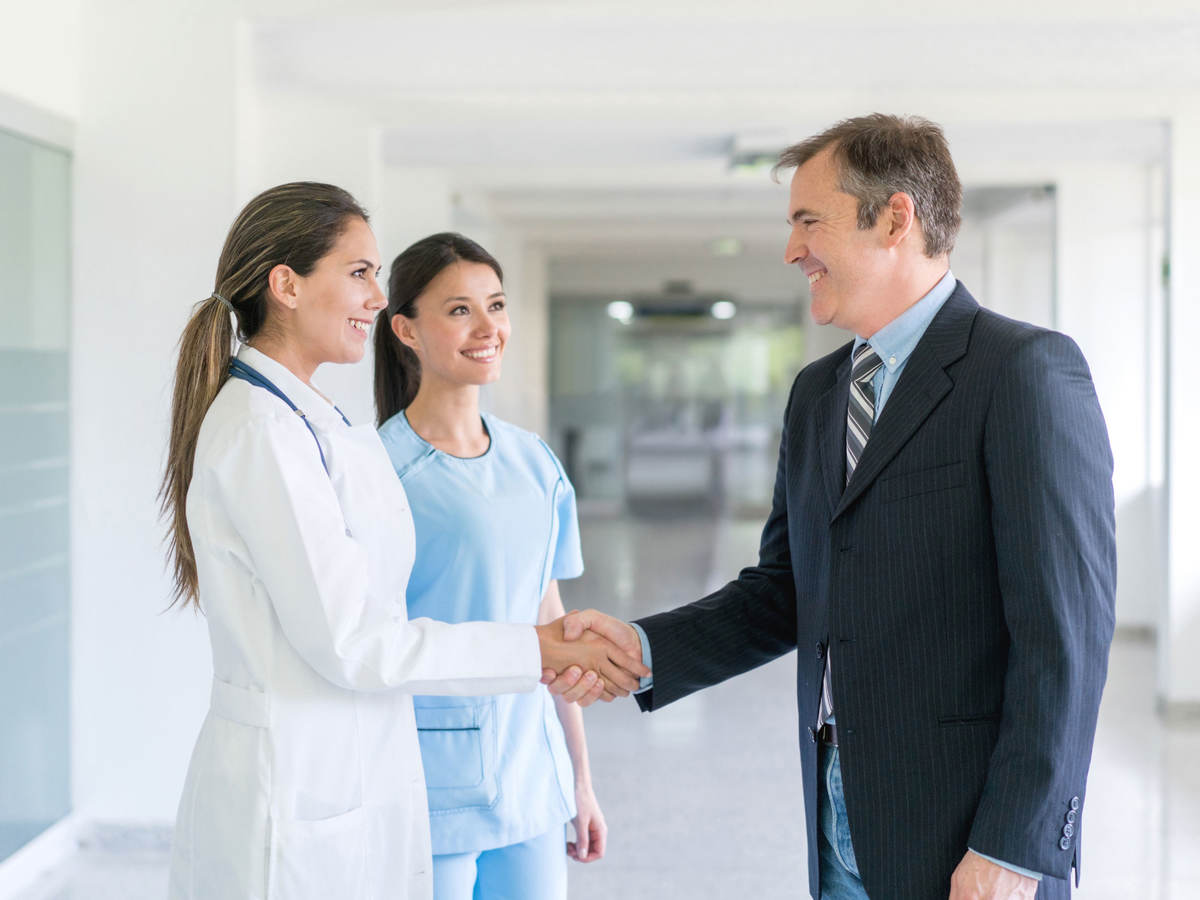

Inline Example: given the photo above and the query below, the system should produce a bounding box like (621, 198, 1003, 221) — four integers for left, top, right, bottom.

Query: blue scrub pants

(432, 827, 566, 900)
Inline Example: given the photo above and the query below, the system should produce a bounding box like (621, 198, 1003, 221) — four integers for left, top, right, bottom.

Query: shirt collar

(853, 269, 956, 373)
(235, 345, 348, 428)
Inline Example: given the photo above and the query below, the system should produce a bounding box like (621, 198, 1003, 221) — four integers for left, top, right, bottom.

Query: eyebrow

(441, 291, 506, 304)
(347, 258, 382, 273)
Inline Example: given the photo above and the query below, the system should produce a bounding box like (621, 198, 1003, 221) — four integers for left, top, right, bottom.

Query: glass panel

(0, 125, 71, 863)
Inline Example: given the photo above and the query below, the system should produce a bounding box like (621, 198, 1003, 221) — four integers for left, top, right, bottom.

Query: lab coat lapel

(236, 346, 349, 429)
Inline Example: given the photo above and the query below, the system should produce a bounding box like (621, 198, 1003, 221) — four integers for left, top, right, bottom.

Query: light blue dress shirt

(632, 271, 1041, 881)
(378, 411, 584, 856)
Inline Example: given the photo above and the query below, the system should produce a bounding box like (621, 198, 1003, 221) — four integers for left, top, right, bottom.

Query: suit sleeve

(968, 330, 1116, 878)
(633, 377, 802, 711)
(205, 414, 541, 696)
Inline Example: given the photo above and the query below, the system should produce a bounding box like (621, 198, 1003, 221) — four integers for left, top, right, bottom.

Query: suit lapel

(832, 285, 979, 522)
(816, 347, 853, 514)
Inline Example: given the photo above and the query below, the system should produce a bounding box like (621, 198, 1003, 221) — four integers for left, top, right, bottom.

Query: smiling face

(783, 147, 891, 336)
(284, 216, 386, 371)
(390, 260, 509, 389)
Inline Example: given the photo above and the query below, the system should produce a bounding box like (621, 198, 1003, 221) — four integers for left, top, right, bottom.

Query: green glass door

(0, 125, 72, 863)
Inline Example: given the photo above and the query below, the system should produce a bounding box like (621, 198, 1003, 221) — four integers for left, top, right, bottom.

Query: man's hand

(949, 851, 1038, 900)
(541, 609, 646, 705)
(535, 613, 649, 706)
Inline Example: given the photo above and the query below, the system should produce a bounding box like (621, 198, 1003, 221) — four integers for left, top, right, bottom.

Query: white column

(240, 94, 396, 425)
(1055, 163, 1160, 632)
(374, 165, 455, 262)
(458, 224, 547, 437)
(509, 242, 550, 436)
(1161, 107, 1200, 715)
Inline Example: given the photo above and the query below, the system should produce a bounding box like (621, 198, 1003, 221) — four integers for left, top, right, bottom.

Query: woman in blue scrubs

(373, 233, 605, 899)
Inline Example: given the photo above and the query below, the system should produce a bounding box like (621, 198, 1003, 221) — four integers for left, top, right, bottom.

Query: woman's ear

(266, 264, 300, 311)
(391, 312, 420, 353)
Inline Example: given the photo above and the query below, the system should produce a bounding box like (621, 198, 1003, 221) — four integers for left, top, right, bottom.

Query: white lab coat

(167, 347, 540, 900)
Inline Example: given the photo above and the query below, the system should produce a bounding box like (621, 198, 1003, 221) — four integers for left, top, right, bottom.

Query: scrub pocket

(268, 805, 367, 900)
(415, 699, 500, 812)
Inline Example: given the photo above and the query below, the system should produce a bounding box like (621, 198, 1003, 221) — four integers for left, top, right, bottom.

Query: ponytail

(159, 181, 369, 609)
(374, 232, 503, 427)
(373, 310, 421, 426)
(159, 295, 234, 608)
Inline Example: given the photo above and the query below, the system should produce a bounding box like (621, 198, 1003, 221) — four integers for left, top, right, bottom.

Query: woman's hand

(567, 784, 607, 863)
(535, 617, 649, 698)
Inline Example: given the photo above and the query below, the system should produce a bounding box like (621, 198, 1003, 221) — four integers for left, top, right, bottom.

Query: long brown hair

(373, 232, 503, 426)
(160, 182, 368, 609)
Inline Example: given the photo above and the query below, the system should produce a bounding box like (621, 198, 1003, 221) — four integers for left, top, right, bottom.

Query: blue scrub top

(378, 411, 584, 855)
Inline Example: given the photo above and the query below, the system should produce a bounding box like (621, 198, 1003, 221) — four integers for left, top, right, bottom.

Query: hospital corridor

(3, 1, 1200, 898)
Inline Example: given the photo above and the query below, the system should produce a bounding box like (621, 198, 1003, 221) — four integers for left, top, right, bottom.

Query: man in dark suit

(547, 114, 1116, 899)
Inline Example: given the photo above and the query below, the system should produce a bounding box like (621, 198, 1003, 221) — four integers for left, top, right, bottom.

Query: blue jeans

(432, 827, 567, 900)
(819, 743, 870, 899)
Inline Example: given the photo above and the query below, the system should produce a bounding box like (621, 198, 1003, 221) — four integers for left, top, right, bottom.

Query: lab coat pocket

(269, 805, 367, 900)
(415, 699, 500, 812)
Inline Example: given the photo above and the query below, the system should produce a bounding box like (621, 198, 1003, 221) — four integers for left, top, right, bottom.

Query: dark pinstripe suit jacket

(634, 283, 1116, 900)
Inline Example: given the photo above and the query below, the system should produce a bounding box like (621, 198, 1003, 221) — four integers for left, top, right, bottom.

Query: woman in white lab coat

(159, 182, 645, 900)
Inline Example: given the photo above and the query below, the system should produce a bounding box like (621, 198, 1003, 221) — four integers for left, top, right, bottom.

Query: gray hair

(774, 113, 962, 258)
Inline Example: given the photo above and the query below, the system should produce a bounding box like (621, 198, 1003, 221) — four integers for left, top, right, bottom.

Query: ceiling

(244, 1, 1183, 268)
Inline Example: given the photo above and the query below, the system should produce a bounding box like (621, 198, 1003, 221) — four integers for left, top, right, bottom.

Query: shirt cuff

(969, 849, 1043, 881)
(629, 622, 654, 694)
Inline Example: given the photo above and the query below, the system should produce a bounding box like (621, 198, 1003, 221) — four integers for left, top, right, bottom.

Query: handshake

(534, 610, 647, 707)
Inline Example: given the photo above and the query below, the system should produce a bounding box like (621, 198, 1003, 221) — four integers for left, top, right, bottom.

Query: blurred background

(0, 0, 1197, 897)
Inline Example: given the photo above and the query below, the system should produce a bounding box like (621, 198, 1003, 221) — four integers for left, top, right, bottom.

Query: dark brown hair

(373, 232, 503, 426)
(160, 182, 368, 608)
(774, 113, 962, 257)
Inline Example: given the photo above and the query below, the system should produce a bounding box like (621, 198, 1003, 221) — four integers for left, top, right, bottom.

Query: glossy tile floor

(13, 511, 1200, 899)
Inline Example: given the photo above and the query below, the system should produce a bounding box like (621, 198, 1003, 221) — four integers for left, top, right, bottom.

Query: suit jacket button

(1063, 823, 1074, 838)
(1059, 836, 1071, 850)
(1070, 796, 1080, 811)
(1066, 809, 1077, 824)
(816, 643, 825, 660)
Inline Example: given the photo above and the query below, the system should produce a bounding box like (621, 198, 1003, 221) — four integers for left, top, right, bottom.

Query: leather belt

(817, 722, 838, 746)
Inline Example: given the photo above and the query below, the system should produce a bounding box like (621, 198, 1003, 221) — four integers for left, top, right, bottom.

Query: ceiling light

(710, 300, 737, 320)
(606, 300, 635, 324)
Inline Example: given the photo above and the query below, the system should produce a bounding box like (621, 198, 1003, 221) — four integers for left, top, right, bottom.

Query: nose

(367, 275, 386, 311)
(784, 231, 807, 266)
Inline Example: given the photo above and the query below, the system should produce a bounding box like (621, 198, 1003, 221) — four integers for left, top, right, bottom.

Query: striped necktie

(819, 342, 884, 729)
(845, 343, 883, 483)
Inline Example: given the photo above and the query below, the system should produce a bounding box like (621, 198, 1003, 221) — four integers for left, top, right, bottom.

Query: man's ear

(390, 313, 420, 353)
(881, 191, 917, 250)
(266, 264, 300, 311)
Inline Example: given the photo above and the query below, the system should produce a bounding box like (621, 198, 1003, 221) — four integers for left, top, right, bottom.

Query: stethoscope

(228, 358, 351, 477)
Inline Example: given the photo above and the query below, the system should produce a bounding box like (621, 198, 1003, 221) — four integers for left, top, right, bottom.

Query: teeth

(808, 271, 825, 286)
(463, 347, 497, 360)
(348, 319, 368, 332)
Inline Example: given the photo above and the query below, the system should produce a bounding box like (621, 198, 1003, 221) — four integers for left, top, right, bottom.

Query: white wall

(71, 0, 237, 821)
(0, 0, 81, 120)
